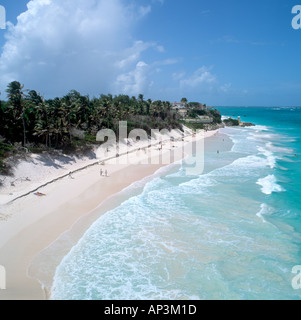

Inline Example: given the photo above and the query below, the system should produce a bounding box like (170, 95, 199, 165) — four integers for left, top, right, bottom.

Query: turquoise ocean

(51, 107, 301, 300)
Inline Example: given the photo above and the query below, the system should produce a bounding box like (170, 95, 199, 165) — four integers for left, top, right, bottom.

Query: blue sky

(0, 0, 300, 106)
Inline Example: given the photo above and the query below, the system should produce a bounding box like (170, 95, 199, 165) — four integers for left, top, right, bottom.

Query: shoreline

(30, 163, 180, 300)
(0, 128, 193, 207)
(0, 129, 220, 300)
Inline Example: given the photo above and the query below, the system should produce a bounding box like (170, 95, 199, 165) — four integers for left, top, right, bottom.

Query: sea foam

(51, 108, 301, 300)
(256, 203, 274, 223)
(256, 175, 285, 195)
(257, 145, 277, 169)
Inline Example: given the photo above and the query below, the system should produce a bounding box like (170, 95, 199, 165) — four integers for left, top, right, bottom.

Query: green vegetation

(223, 118, 240, 126)
(187, 102, 203, 109)
(0, 142, 15, 175)
(181, 121, 205, 131)
(188, 109, 206, 119)
(0, 82, 182, 152)
(187, 108, 222, 123)
(84, 135, 98, 144)
(181, 97, 188, 104)
(0, 81, 223, 175)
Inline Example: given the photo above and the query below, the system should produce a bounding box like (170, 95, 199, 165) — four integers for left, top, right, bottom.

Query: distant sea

(51, 107, 301, 300)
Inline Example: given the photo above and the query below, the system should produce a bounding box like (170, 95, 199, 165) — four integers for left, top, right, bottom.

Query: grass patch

(29, 146, 47, 154)
(63, 137, 99, 156)
(181, 121, 205, 132)
(85, 135, 101, 144)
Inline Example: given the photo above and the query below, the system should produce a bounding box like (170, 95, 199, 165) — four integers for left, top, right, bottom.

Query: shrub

(223, 118, 240, 126)
(0, 142, 14, 175)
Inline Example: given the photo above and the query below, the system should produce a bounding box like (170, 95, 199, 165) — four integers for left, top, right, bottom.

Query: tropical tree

(6, 81, 27, 146)
(138, 94, 144, 103)
(1, 83, 185, 152)
(146, 99, 152, 116)
(34, 101, 50, 147)
(27, 90, 43, 106)
(181, 97, 188, 105)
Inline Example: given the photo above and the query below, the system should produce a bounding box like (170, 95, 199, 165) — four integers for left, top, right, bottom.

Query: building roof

(172, 102, 186, 109)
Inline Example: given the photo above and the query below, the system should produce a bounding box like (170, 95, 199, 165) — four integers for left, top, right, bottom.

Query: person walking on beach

(100, 168, 103, 176)
(105, 169, 108, 177)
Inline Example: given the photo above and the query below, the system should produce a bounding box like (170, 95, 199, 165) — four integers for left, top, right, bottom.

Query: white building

(172, 102, 186, 109)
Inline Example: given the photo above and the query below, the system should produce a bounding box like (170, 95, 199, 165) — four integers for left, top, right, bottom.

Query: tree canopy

(0, 82, 182, 151)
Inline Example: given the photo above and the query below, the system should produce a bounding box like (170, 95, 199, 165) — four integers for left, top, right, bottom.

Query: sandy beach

(0, 129, 219, 300)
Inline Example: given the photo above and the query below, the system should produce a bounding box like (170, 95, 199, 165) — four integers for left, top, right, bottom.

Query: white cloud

(139, 5, 152, 17)
(172, 71, 186, 81)
(156, 45, 165, 53)
(220, 83, 232, 93)
(115, 61, 151, 96)
(180, 66, 216, 89)
(114, 41, 155, 70)
(0, 0, 157, 97)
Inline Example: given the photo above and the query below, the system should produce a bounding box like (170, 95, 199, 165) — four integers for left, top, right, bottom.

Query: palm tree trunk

(69, 127, 72, 144)
(22, 114, 27, 147)
(55, 133, 59, 149)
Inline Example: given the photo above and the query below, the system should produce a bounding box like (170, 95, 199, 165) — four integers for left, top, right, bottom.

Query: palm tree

(34, 101, 50, 147)
(181, 97, 188, 105)
(27, 90, 43, 106)
(146, 99, 152, 116)
(152, 100, 164, 118)
(78, 95, 90, 126)
(6, 81, 27, 146)
(138, 94, 144, 103)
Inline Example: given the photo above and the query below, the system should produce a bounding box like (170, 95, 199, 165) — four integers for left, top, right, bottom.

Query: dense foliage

(223, 118, 240, 126)
(0, 142, 15, 174)
(0, 82, 182, 151)
(188, 108, 222, 123)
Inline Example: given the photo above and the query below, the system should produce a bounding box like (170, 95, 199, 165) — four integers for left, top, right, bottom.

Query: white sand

(0, 128, 218, 300)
